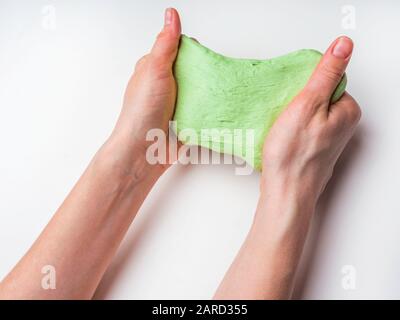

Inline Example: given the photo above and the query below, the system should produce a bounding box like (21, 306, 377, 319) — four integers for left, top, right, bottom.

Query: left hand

(107, 8, 181, 175)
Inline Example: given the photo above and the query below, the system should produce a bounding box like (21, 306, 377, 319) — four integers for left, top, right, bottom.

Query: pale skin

(0, 8, 360, 299)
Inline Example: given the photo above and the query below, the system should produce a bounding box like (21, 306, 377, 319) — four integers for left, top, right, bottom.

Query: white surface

(0, 0, 399, 299)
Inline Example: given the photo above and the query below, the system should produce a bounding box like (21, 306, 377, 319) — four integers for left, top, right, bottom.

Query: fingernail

(164, 8, 172, 26)
(332, 37, 353, 59)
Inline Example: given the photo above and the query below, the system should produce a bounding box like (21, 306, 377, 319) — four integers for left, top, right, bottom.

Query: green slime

(173, 35, 346, 170)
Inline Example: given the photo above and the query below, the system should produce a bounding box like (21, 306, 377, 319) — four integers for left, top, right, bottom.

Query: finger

(304, 36, 353, 104)
(329, 92, 362, 125)
(150, 8, 182, 67)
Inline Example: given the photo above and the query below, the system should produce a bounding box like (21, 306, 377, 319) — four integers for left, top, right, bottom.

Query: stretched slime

(173, 35, 346, 170)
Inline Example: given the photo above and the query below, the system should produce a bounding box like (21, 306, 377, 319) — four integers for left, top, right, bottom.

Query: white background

(0, 0, 399, 299)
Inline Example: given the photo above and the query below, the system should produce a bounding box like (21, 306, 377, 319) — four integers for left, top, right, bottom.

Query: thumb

(305, 36, 353, 104)
(150, 8, 181, 67)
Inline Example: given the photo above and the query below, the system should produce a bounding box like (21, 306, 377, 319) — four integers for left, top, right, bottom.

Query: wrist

(92, 135, 165, 191)
(256, 174, 318, 225)
(260, 168, 321, 205)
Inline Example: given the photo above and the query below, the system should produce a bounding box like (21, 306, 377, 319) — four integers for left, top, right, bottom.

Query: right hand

(261, 36, 361, 203)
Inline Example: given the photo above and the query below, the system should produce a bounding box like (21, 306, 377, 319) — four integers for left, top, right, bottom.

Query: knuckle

(347, 103, 362, 124)
(135, 54, 149, 69)
(147, 57, 171, 80)
(327, 116, 346, 133)
(147, 55, 165, 70)
(296, 89, 328, 113)
(320, 63, 343, 82)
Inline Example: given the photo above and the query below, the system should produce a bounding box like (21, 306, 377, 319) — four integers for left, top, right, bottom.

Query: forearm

(0, 135, 162, 299)
(214, 178, 317, 300)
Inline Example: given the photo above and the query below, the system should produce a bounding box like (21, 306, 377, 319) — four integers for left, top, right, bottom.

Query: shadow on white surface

(293, 126, 365, 299)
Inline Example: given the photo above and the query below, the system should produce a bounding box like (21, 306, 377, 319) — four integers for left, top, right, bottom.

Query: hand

(107, 8, 181, 175)
(261, 36, 361, 204)
(215, 37, 361, 300)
